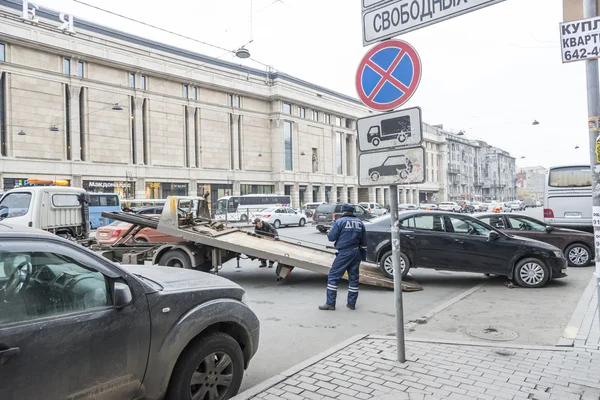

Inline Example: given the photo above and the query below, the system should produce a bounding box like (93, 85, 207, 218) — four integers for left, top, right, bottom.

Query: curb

(231, 334, 368, 400)
(558, 274, 598, 347)
(369, 335, 573, 351)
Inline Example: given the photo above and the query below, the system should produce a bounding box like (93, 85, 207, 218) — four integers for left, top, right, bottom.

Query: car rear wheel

(273, 220, 281, 229)
(370, 172, 380, 181)
(379, 250, 410, 280)
(158, 249, 192, 269)
(166, 331, 244, 400)
(565, 243, 591, 267)
(299, 218, 306, 227)
(514, 258, 550, 288)
(399, 170, 408, 179)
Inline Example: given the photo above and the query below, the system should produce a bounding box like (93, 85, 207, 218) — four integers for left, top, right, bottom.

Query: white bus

(544, 165, 592, 231)
(215, 194, 292, 222)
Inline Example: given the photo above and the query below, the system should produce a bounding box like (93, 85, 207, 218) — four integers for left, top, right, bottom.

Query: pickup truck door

(0, 240, 151, 400)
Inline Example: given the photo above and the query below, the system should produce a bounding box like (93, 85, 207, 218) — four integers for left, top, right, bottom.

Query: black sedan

(365, 211, 568, 288)
(475, 213, 594, 268)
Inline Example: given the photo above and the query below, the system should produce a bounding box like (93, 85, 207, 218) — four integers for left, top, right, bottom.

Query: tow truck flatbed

(100, 197, 422, 291)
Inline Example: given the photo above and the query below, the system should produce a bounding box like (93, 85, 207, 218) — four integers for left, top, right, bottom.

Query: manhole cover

(465, 326, 519, 341)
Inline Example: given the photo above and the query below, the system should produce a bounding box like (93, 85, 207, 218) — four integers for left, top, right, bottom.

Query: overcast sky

(35, 0, 590, 169)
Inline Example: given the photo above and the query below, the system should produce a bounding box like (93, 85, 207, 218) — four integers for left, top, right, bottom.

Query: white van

(0, 187, 90, 239)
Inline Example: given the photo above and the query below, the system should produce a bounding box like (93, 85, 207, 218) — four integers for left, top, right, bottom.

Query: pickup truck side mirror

(113, 282, 133, 309)
(488, 231, 499, 241)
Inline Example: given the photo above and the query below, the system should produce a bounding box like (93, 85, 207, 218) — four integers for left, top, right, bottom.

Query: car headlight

(241, 293, 249, 305)
(553, 250, 564, 258)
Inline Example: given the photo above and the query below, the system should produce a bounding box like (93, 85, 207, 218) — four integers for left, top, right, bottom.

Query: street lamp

(532, 120, 540, 126)
(575, 145, 580, 149)
(457, 131, 465, 136)
(112, 103, 123, 111)
(235, 47, 251, 59)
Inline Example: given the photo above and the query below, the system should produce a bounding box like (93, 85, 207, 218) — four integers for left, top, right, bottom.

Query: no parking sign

(355, 40, 422, 111)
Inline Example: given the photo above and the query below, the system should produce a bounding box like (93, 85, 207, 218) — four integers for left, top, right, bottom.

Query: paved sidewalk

(234, 280, 600, 400)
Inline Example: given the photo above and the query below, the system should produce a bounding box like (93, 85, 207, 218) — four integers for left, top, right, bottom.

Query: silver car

(359, 202, 388, 216)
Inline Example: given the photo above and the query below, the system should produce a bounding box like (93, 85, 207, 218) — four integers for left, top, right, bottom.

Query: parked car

(418, 203, 438, 210)
(472, 202, 487, 212)
(313, 203, 375, 233)
(507, 201, 525, 211)
(364, 211, 567, 288)
(489, 202, 511, 213)
(438, 202, 461, 212)
(523, 198, 539, 208)
(457, 201, 474, 214)
(302, 202, 325, 218)
(399, 203, 419, 211)
(359, 202, 388, 216)
(96, 217, 179, 245)
(0, 226, 260, 400)
(254, 207, 307, 228)
(475, 213, 594, 267)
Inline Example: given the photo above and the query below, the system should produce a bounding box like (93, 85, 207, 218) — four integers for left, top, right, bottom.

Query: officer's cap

(341, 204, 355, 213)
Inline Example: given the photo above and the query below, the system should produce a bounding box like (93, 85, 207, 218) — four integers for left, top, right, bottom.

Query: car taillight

(263, 214, 271, 218)
(112, 229, 123, 237)
(544, 209, 554, 218)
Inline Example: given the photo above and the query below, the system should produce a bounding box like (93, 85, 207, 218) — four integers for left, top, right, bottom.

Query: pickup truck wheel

(514, 258, 549, 288)
(273, 220, 281, 229)
(299, 218, 306, 227)
(167, 332, 244, 400)
(159, 249, 192, 269)
(379, 250, 410, 279)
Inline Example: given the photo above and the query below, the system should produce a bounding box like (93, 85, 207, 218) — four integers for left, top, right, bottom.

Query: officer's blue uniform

(325, 207, 367, 308)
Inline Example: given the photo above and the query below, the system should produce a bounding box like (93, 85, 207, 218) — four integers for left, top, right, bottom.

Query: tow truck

(96, 196, 422, 291)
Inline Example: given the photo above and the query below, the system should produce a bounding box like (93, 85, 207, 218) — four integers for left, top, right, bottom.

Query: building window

(0, 43, 4, 62)
(335, 116, 342, 127)
(336, 132, 343, 175)
(284, 121, 293, 171)
(63, 58, 71, 75)
(77, 61, 84, 78)
(141, 75, 147, 90)
(183, 85, 189, 99)
(283, 103, 292, 114)
(313, 111, 320, 122)
(0, 72, 6, 156)
(345, 119, 353, 129)
(129, 73, 135, 88)
(298, 107, 306, 118)
(193, 87, 198, 100)
(324, 114, 331, 124)
(228, 94, 241, 108)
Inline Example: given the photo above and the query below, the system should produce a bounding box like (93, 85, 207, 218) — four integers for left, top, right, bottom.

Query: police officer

(253, 218, 279, 268)
(319, 204, 367, 311)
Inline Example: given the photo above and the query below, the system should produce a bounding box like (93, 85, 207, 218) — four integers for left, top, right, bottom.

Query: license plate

(564, 212, 581, 218)
(561, 268, 568, 274)
(98, 232, 108, 238)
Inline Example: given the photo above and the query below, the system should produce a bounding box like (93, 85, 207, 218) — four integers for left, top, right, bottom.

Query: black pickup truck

(0, 225, 259, 400)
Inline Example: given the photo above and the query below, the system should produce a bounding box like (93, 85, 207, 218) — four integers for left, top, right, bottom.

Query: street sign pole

(583, 0, 600, 331)
(389, 185, 405, 363)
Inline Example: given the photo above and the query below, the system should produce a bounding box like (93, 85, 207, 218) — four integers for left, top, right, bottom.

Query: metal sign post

(583, 0, 600, 331)
(389, 186, 405, 362)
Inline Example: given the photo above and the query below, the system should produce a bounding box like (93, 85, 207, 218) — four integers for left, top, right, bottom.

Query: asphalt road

(220, 207, 595, 391)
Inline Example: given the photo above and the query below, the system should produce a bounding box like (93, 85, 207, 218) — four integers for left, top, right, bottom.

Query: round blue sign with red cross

(355, 39, 422, 112)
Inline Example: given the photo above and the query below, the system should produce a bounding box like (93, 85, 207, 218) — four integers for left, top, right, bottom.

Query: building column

(134, 97, 145, 165)
(187, 106, 197, 168)
(69, 85, 82, 161)
(331, 185, 338, 203)
(401, 188, 407, 203)
(342, 134, 348, 176)
(233, 180, 241, 196)
(189, 179, 198, 196)
(415, 189, 420, 204)
(318, 185, 326, 203)
(3, 74, 12, 157)
(384, 188, 390, 206)
(369, 187, 376, 202)
(306, 183, 313, 204)
(351, 186, 359, 204)
(349, 134, 357, 176)
(292, 183, 300, 208)
(406, 189, 413, 204)
(135, 177, 146, 199)
(0, 173, 3, 191)
(339, 185, 348, 203)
